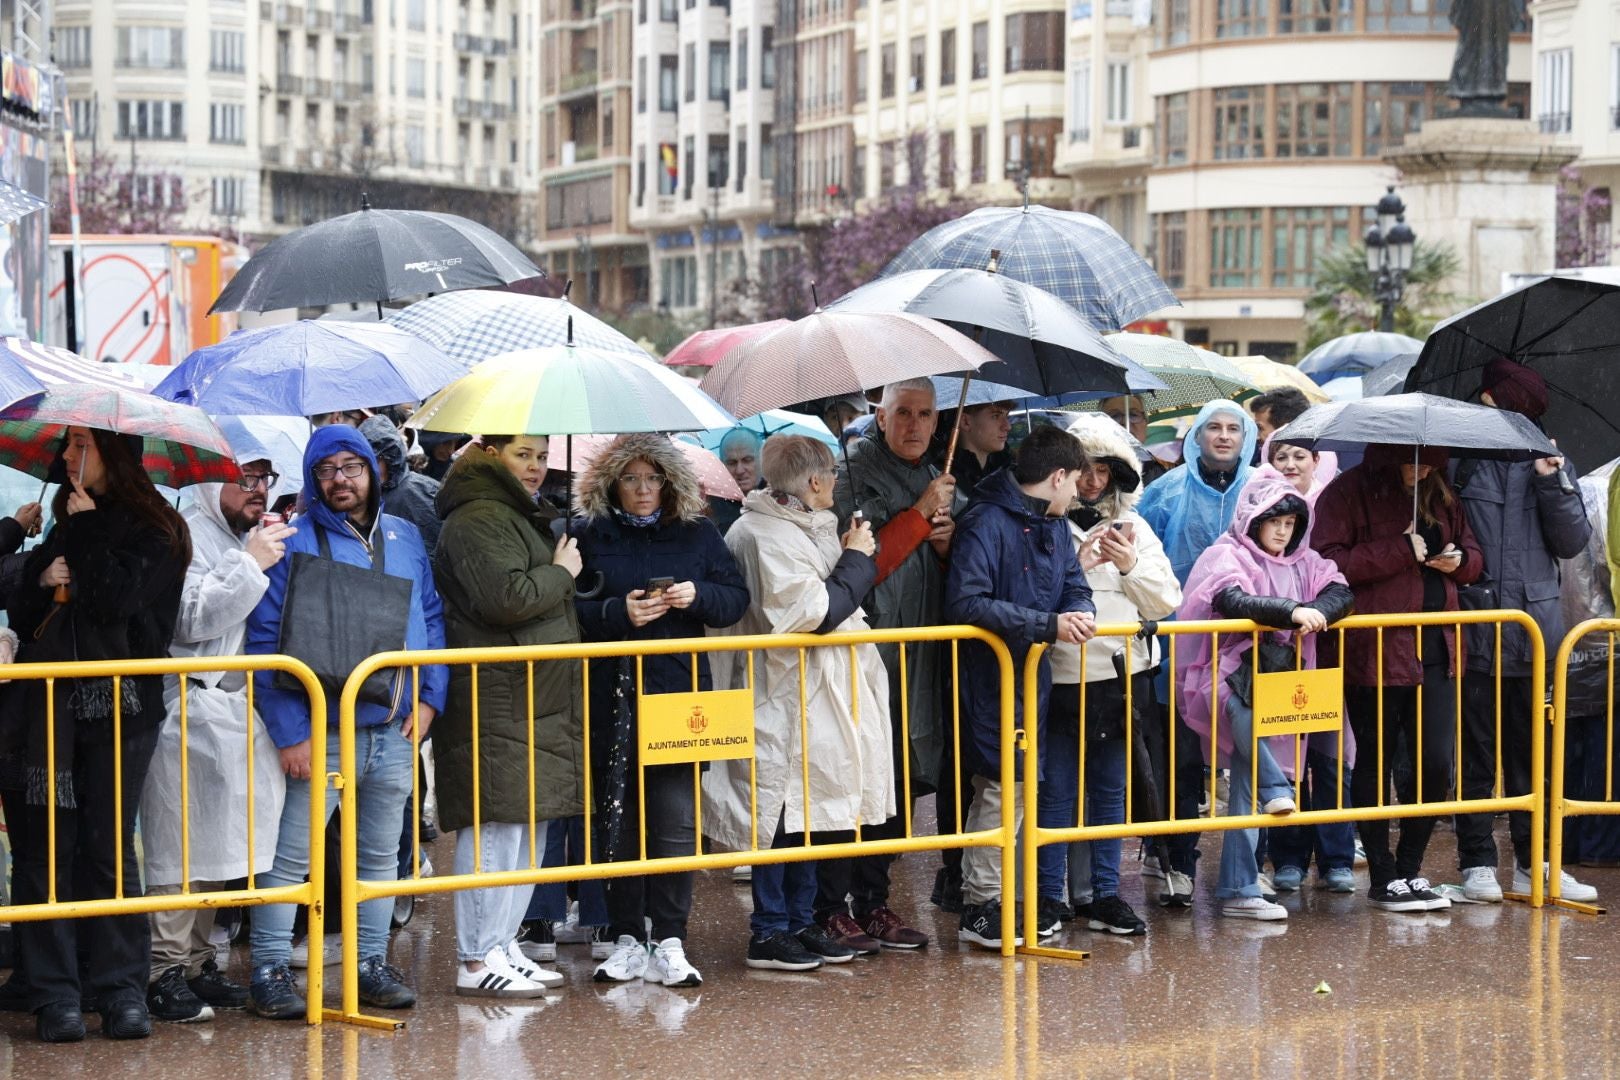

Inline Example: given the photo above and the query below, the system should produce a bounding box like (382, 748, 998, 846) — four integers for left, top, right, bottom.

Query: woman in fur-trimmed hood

(571, 433, 749, 984)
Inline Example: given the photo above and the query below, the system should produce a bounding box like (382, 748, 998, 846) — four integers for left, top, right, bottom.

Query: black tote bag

(274, 524, 413, 708)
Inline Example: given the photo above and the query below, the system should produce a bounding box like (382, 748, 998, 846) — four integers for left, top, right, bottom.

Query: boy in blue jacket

(946, 426, 1096, 949)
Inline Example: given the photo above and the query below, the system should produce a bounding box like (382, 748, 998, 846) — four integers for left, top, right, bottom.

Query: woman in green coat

(433, 434, 584, 998)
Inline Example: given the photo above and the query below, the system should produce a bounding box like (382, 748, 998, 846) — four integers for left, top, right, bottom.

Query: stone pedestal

(1385, 118, 1579, 302)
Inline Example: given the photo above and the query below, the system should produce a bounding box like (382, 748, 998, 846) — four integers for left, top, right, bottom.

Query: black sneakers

(188, 957, 250, 1010)
(1367, 879, 1429, 912)
(1034, 896, 1069, 939)
(250, 962, 306, 1021)
(147, 964, 214, 1024)
(958, 901, 1024, 950)
(795, 925, 857, 964)
(357, 956, 416, 1009)
(930, 866, 965, 914)
(1087, 895, 1148, 936)
(745, 931, 823, 971)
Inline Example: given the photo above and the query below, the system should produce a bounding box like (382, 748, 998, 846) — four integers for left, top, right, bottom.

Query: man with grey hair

(814, 376, 957, 951)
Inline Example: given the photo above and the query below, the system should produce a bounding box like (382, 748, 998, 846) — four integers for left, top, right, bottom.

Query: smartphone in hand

(645, 575, 675, 599)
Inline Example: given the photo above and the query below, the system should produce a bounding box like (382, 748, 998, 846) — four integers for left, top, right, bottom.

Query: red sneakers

(823, 912, 882, 955)
(860, 906, 929, 949)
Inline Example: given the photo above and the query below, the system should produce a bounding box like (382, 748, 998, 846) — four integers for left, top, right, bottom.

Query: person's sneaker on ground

(795, 925, 857, 964)
(745, 931, 822, 971)
(730, 865, 752, 884)
(589, 925, 617, 961)
(1353, 841, 1368, 868)
(147, 964, 214, 1023)
(1461, 865, 1504, 903)
(515, 919, 557, 962)
(822, 912, 882, 955)
(1406, 876, 1451, 910)
(1069, 899, 1094, 922)
(1271, 865, 1304, 892)
(645, 937, 703, 987)
(1367, 879, 1428, 912)
(504, 940, 565, 987)
(1087, 895, 1147, 936)
(1257, 872, 1278, 902)
(1139, 850, 1167, 881)
(1514, 862, 1600, 903)
(356, 956, 416, 1009)
(958, 900, 1023, 950)
(1322, 867, 1356, 894)
(553, 901, 590, 944)
(249, 962, 306, 1020)
(289, 934, 341, 970)
(1033, 895, 1068, 939)
(392, 894, 415, 929)
(187, 957, 249, 1010)
(456, 947, 548, 999)
(1220, 896, 1288, 921)
(593, 935, 649, 982)
(1158, 870, 1194, 908)
(860, 906, 929, 949)
(1261, 796, 1297, 815)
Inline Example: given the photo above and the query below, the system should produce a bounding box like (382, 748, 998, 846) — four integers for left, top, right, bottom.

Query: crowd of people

(0, 355, 1612, 1042)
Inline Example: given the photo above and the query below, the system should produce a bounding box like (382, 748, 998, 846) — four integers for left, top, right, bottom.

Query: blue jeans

(522, 814, 609, 926)
(1216, 700, 1294, 901)
(453, 820, 547, 962)
(251, 719, 415, 966)
(1268, 748, 1355, 874)
(1037, 683, 1126, 900)
(750, 817, 819, 939)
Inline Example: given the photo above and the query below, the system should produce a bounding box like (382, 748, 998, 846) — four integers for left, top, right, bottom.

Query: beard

(224, 500, 265, 533)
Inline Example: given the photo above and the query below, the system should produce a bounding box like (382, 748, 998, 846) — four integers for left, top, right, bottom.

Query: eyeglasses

(312, 461, 368, 481)
(617, 473, 666, 489)
(236, 470, 280, 492)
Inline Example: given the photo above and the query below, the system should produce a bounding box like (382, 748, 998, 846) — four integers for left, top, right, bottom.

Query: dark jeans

(602, 764, 696, 942)
(1037, 681, 1128, 900)
(1567, 714, 1620, 864)
(522, 814, 609, 926)
(751, 818, 851, 939)
(13, 723, 160, 1012)
(1143, 670, 1202, 877)
(1454, 672, 1536, 871)
(1268, 749, 1356, 874)
(1348, 663, 1456, 890)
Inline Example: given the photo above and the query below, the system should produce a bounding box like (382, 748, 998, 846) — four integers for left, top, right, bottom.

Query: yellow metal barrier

(331, 625, 1019, 1031)
(1019, 609, 1548, 958)
(0, 653, 330, 1024)
(1549, 617, 1619, 915)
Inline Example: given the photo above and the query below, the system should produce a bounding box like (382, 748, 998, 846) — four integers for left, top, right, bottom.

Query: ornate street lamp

(1365, 185, 1416, 333)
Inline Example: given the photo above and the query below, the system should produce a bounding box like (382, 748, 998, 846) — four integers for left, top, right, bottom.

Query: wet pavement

(2, 816, 1618, 1078)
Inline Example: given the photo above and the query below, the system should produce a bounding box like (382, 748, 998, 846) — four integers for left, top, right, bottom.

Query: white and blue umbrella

(700, 409, 836, 452)
(387, 290, 646, 364)
(1297, 331, 1424, 385)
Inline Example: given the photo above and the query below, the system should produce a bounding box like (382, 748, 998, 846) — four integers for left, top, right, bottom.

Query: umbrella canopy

(663, 321, 792, 368)
(1064, 334, 1254, 418)
(699, 409, 836, 451)
(0, 178, 46, 228)
(700, 310, 998, 418)
(928, 375, 1039, 411)
(881, 205, 1178, 331)
(1296, 331, 1424, 385)
(213, 415, 309, 496)
(1227, 354, 1331, 404)
(825, 267, 1162, 399)
(154, 321, 467, 417)
(1361, 351, 1421, 398)
(387, 290, 644, 364)
(1272, 393, 1558, 459)
(1407, 275, 1620, 471)
(0, 337, 151, 409)
(208, 202, 543, 314)
(552, 433, 743, 501)
(409, 345, 735, 436)
(1324, 376, 1364, 401)
(0, 383, 240, 487)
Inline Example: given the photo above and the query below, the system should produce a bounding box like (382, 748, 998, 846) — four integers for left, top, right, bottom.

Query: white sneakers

(1261, 796, 1297, 815)
(645, 938, 703, 988)
(1461, 866, 1504, 903)
(503, 940, 565, 988)
(1514, 863, 1599, 903)
(1220, 896, 1288, 921)
(593, 935, 650, 983)
(456, 946, 551, 999)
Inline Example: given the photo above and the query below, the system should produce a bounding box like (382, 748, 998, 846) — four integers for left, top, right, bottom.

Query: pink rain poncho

(1177, 473, 1354, 774)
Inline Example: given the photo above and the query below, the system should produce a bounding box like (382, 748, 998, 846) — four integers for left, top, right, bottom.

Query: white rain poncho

(703, 490, 894, 851)
(138, 484, 286, 886)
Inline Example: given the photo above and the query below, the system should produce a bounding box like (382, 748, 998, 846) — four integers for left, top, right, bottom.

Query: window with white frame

(1612, 44, 1620, 130)
(1070, 61, 1092, 140)
(1105, 60, 1131, 124)
(210, 30, 245, 73)
(405, 123, 426, 166)
(406, 56, 427, 97)
(211, 176, 246, 216)
(117, 26, 185, 68)
(1537, 48, 1572, 133)
(116, 100, 185, 140)
(56, 26, 91, 68)
(70, 98, 96, 139)
(210, 103, 245, 143)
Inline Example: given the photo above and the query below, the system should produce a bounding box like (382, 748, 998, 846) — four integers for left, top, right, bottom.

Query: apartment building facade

(1529, 0, 1618, 265)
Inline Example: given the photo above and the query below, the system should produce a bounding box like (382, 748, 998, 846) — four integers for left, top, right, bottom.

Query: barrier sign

(639, 688, 756, 766)
(1254, 667, 1344, 736)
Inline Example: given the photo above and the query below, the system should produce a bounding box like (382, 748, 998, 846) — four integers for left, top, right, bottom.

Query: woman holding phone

(573, 434, 749, 988)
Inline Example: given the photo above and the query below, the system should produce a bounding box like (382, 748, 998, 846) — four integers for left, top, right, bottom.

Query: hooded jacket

(1050, 415, 1182, 686)
(1135, 400, 1259, 584)
(141, 483, 285, 885)
(1312, 444, 1483, 687)
(432, 449, 584, 831)
(246, 424, 448, 748)
(361, 414, 443, 553)
(945, 467, 1094, 780)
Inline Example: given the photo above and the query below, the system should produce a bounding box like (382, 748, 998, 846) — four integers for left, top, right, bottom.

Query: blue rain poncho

(1134, 399, 1258, 584)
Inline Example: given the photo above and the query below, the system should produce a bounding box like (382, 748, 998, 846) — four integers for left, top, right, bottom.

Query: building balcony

(304, 8, 332, 29)
(1069, 127, 1090, 143)
(558, 69, 599, 99)
(304, 77, 332, 96)
(262, 142, 285, 165)
(1538, 112, 1572, 135)
(276, 72, 301, 93)
(260, 2, 306, 24)
(334, 11, 365, 32)
(454, 32, 484, 52)
(480, 101, 509, 120)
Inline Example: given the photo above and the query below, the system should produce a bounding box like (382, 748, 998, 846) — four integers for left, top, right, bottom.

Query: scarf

(614, 507, 663, 528)
(769, 489, 812, 514)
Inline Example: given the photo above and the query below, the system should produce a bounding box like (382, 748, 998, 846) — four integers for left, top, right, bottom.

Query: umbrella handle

(53, 584, 68, 605)
(941, 374, 974, 476)
(575, 570, 606, 600)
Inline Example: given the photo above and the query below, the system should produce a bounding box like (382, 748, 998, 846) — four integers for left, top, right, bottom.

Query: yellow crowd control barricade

(1549, 618, 1620, 915)
(1019, 610, 1548, 958)
(333, 626, 1018, 1031)
(0, 654, 329, 1024)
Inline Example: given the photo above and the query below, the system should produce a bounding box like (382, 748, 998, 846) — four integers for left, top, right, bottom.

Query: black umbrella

(1406, 275, 1620, 471)
(1361, 351, 1420, 398)
(209, 194, 543, 315)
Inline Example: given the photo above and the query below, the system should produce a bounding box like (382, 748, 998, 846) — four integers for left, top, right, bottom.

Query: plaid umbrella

(0, 337, 149, 408)
(1297, 331, 1424, 385)
(881, 205, 1179, 331)
(663, 320, 791, 368)
(387, 291, 645, 364)
(0, 383, 240, 487)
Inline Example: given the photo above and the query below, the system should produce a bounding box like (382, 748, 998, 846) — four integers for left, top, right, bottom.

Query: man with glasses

(244, 426, 447, 1019)
(139, 456, 294, 1023)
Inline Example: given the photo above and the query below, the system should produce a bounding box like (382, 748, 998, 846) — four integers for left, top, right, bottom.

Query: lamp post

(1364, 185, 1416, 334)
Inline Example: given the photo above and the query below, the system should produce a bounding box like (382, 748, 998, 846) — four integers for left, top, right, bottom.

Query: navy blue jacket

(946, 468, 1094, 780)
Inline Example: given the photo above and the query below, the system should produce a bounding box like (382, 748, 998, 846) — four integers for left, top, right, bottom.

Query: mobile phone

(851, 509, 865, 525)
(646, 576, 675, 597)
(1111, 520, 1135, 538)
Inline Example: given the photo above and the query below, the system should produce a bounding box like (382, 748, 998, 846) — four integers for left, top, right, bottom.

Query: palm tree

(1303, 239, 1463, 353)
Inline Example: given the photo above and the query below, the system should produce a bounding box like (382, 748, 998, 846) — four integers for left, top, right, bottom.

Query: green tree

(1302, 239, 1463, 352)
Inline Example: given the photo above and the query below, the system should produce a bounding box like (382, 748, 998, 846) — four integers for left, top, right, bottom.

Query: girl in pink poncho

(1179, 474, 1355, 921)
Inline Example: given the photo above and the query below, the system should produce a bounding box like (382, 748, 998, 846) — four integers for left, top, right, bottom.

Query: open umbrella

(386, 290, 644, 364)
(208, 196, 543, 315)
(1297, 331, 1424, 385)
(881, 205, 1178, 331)
(0, 337, 150, 409)
(663, 320, 792, 368)
(1361, 351, 1421, 398)
(553, 434, 743, 502)
(1226, 354, 1331, 404)
(699, 409, 836, 451)
(154, 321, 468, 417)
(1064, 334, 1254, 420)
(1406, 275, 1620, 471)
(213, 415, 309, 497)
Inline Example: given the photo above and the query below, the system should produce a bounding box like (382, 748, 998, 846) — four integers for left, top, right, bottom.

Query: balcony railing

(1068, 127, 1090, 143)
(561, 69, 598, 92)
(305, 8, 332, 29)
(303, 77, 332, 96)
(479, 101, 508, 120)
(276, 72, 301, 93)
(335, 11, 364, 31)
(1538, 112, 1571, 134)
(116, 55, 187, 70)
(1121, 125, 1141, 149)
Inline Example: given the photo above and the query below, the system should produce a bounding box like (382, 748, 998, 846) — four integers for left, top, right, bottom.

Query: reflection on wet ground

(2, 820, 1616, 1078)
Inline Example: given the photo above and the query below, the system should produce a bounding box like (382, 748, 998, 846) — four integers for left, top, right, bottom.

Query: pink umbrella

(548, 433, 744, 501)
(662, 320, 791, 368)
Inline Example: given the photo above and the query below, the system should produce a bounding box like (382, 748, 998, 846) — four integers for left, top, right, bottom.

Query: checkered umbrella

(881, 205, 1179, 332)
(387, 291, 646, 364)
(0, 179, 46, 228)
(1062, 334, 1256, 419)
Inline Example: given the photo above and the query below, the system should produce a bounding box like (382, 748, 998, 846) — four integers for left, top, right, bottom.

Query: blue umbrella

(1296, 331, 1424, 385)
(154, 321, 468, 417)
(700, 409, 836, 451)
(213, 414, 309, 496)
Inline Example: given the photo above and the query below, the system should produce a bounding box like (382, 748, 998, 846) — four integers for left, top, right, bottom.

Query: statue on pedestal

(1447, 0, 1522, 117)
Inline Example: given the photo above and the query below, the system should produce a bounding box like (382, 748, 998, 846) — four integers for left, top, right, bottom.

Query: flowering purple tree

(1556, 164, 1614, 268)
(50, 139, 193, 235)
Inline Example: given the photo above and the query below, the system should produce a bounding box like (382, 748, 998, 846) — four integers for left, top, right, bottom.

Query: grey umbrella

(1361, 351, 1421, 398)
